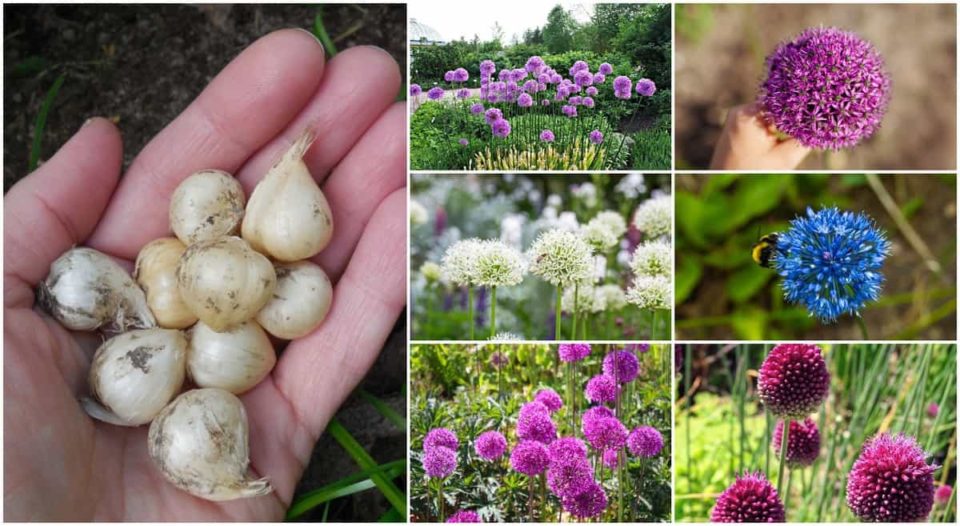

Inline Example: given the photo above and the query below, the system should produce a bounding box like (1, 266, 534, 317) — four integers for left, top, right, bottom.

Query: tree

(523, 27, 544, 45)
(542, 5, 576, 53)
(490, 21, 504, 45)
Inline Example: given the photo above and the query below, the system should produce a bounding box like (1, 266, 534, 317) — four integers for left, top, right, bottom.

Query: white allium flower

(597, 284, 628, 311)
(562, 281, 597, 313)
(527, 229, 594, 287)
(631, 240, 672, 277)
(557, 211, 580, 232)
(626, 275, 672, 310)
(615, 173, 647, 198)
(572, 183, 598, 207)
(547, 194, 563, 208)
(542, 207, 558, 222)
(581, 221, 619, 252)
(500, 214, 525, 250)
(633, 194, 672, 239)
(594, 211, 627, 239)
(420, 261, 442, 283)
(410, 200, 428, 225)
(489, 332, 523, 342)
(474, 240, 526, 287)
(441, 238, 483, 286)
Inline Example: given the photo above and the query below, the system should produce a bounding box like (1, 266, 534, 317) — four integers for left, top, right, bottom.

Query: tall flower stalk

(529, 229, 593, 340)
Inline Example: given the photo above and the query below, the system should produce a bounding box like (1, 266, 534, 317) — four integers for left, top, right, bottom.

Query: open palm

(3, 29, 406, 521)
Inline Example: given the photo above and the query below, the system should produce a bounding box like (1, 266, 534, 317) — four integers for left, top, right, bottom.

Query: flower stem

(555, 286, 563, 341)
(540, 473, 547, 520)
(855, 315, 869, 339)
(651, 309, 657, 339)
(572, 283, 579, 340)
(567, 361, 575, 435)
(618, 449, 624, 522)
(468, 286, 475, 340)
(490, 286, 497, 339)
(437, 478, 445, 522)
(777, 418, 791, 515)
(784, 467, 794, 516)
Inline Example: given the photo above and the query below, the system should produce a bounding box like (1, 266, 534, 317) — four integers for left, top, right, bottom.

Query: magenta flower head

(484, 108, 503, 125)
(569, 60, 589, 75)
(602, 449, 620, 468)
(480, 59, 496, 75)
(427, 86, 444, 100)
(547, 456, 594, 497)
(935, 484, 952, 506)
(453, 67, 469, 82)
(927, 402, 940, 418)
(585, 374, 619, 403)
(423, 446, 457, 479)
(534, 388, 563, 412)
(599, 62, 613, 75)
(592, 73, 606, 85)
(510, 440, 550, 476)
(517, 93, 534, 108)
(583, 416, 627, 451)
(551, 73, 563, 84)
(497, 69, 511, 81)
(636, 78, 656, 96)
(424, 427, 458, 451)
(490, 350, 508, 368)
(540, 129, 556, 142)
(589, 130, 604, 145)
(757, 343, 830, 419)
(538, 73, 551, 84)
(586, 86, 598, 96)
(558, 343, 591, 362)
(474, 430, 507, 461)
(410, 84, 422, 97)
(569, 96, 583, 106)
(562, 104, 578, 118)
(458, 138, 469, 147)
(613, 76, 632, 99)
(457, 88, 470, 99)
(525, 55, 545, 72)
(627, 426, 664, 457)
(773, 418, 821, 467)
(561, 481, 608, 519)
(444, 70, 455, 82)
(470, 102, 484, 115)
(847, 433, 937, 522)
(761, 27, 891, 150)
(522, 79, 539, 93)
(582, 405, 615, 429)
(603, 350, 640, 383)
(517, 406, 558, 444)
(519, 401, 550, 419)
(711, 472, 785, 522)
(446, 509, 481, 523)
(574, 70, 594, 87)
(491, 118, 512, 138)
(548, 436, 589, 464)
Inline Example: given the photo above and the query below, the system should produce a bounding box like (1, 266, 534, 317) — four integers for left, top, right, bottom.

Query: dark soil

(4, 4, 407, 522)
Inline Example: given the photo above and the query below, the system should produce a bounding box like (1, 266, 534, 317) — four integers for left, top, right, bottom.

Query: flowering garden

(410, 174, 672, 341)
(675, 343, 957, 523)
(411, 343, 671, 522)
(410, 4, 670, 170)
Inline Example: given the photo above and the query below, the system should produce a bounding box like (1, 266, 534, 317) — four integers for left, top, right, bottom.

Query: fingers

(87, 29, 326, 260)
(314, 102, 407, 280)
(272, 189, 406, 439)
(234, 46, 402, 193)
(770, 138, 811, 169)
(3, 118, 123, 307)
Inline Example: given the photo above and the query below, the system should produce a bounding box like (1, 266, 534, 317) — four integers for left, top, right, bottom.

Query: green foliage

(29, 73, 65, 172)
(543, 5, 577, 53)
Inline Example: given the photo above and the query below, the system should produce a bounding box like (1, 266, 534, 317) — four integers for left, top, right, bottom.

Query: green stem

(540, 473, 547, 520)
(468, 287, 475, 340)
(605, 309, 613, 339)
(777, 418, 791, 514)
(651, 310, 657, 339)
(618, 449, 624, 522)
(582, 313, 588, 340)
(437, 479, 445, 522)
(567, 361, 575, 435)
(490, 286, 497, 339)
(784, 468, 794, 516)
(572, 283, 579, 340)
(855, 315, 869, 339)
(555, 286, 563, 341)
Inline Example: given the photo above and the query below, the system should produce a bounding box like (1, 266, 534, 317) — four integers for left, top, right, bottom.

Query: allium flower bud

(772, 418, 821, 467)
(847, 434, 937, 522)
(757, 344, 830, 419)
(627, 426, 664, 457)
(935, 484, 952, 506)
(711, 472, 785, 523)
(474, 430, 507, 461)
(528, 229, 593, 287)
(510, 440, 550, 476)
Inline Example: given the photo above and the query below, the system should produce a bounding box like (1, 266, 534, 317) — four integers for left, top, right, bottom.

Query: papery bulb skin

(255, 261, 332, 339)
(135, 237, 197, 329)
(169, 169, 245, 245)
(187, 320, 276, 394)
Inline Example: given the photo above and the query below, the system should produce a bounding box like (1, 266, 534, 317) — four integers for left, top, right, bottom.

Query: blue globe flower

(774, 207, 890, 322)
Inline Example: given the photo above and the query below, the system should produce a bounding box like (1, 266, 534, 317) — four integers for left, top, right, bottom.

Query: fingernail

(82, 117, 97, 128)
(294, 27, 325, 55)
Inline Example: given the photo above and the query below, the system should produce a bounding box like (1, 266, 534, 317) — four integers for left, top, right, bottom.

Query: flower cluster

(472, 240, 526, 287)
(558, 342, 591, 362)
(846, 433, 937, 522)
(626, 194, 673, 312)
(445, 509, 481, 523)
(422, 427, 459, 480)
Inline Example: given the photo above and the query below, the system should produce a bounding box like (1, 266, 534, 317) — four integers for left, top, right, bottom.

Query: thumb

(769, 138, 811, 170)
(4, 118, 123, 308)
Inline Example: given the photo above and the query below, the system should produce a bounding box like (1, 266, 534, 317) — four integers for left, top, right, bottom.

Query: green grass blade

(377, 508, 404, 522)
(313, 9, 338, 57)
(285, 459, 407, 520)
(327, 418, 407, 516)
(29, 73, 66, 172)
(358, 389, 407, 430)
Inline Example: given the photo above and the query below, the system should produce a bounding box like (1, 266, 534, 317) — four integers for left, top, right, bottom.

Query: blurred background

(411, 173, 672, 341)
(675, 174, 957, 340)
(675, 3, 957, 170)
(4, 5, 406, 521)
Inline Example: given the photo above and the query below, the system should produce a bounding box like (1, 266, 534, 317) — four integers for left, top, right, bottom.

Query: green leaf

(726, 265, 774, 303)
(839, 174, 867, 187)
(675, 191, 707, 247)
(285, 459, 407, 520)
(313, 9, 339, 57)
(731, 308, 767, 340)
(701, 173, 740, 196)
(726, 175, 790, 230)
(377, 508, 405, 522)
(358, 389, 406, 430)
(11, 55, 48, 78)
(326, 419, 407, 516)
(900, 197, 924, 219)
(675, 254, 702, 305)
(29, 73, 65, 172)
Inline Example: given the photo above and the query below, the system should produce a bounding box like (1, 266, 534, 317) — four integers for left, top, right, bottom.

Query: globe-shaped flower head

(846, 433, 937, 522)
(626, 276, 671, 311)
(757, 344, 830, 419)
(517, 406, 558, 444)
(410, 84, 422, 97)
(774, 207, 889, 322)
(585, 374, 619, 404)
(474, 431, 507, 461)
(633, 194, 672, 239)
(534, 388, 564, 413)
(583, 416, 627, 451)
(581, 405, 615, 429)
(473, 240, 526, 288)
(603, 350, 640, 383)
(510, 440, 550, 476)
(424, 427, 459, 451)
(631, 240, 672, 277)
(561, 481, 608, 519)
(427, 86, 445, 100)
(761, 27, 891, 150)
(528, 229, 594, 287)
(627, 426, 664, 457)
(540, 129, 555, 142)
(934, 484, 952, 506)
(446, 510, 481, 523)
(423, 446, 457, 479)
(772, 418, 821, 467)
(441, 239, 483, 286)
(636, 78, 656, 96)
(548, 436, 589, 464)
(558, 343, 591, 362)
(711, 472, 785, 522)
(547, 455, 594, 498)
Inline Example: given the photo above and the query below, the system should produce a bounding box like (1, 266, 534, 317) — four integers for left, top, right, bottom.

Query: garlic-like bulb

(256, 261, 333, 339)
(83, 328, 186, 426)
(135, 238, 197, 329)
(148, 388, 272, 501)
(169, 169, 245, 245)
(38, 247, 156, 332)
(188, 320, 275, 394)
(176, 236, 276, 332)
(241, 132, 334, 261)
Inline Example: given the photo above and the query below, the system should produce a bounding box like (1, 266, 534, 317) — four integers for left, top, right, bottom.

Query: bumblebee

(752, 233, 779, 268)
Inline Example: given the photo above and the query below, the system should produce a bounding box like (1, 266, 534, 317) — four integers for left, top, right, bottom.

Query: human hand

(709, 102, 810, 170)
(3, 29, 405, 521)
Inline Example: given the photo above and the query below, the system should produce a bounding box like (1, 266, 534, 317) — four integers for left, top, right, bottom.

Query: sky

(410, 0, 597, 44)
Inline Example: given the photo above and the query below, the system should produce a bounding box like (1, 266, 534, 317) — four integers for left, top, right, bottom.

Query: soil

(675, 3, 957, 170)
(4, 5, 407, 522)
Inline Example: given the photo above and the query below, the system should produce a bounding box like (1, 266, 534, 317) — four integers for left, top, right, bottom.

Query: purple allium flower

(474, 430, 507, 461)
(410, 84, 422, 97)
(522, 79, 539, 93)
(534, 388, 563, 412)
(711, 472, 785, 522)
(519, 401, 550, 419)
(627, 426, 664, 457)
(585, 374, 619, 403)
(635, 78, 656, 96)
(589, 130, 604, 145)
(480, 60, 496, 75)
(517, 93, 534, 108)
(490, 350, 508, 368)
(602, 449, 620, 468)
(757, 344, 830, 419)
(498, 69, 510, 81)
(453, 67, 469, 83)
(444, 70, 455, 82)
(458, 138, 469, 147)
(586, 86, 598, 96)
(599, 63, 613, 75)
(512, 68, 527, 81)
(582, 406, 615, 429)
(541, 99, 551, 106)
(626, 343, 650, 354)
(847, 433, 937, 522)
(510, 440, 550, 476)
(424, 428, 459, 451)
(547, 456, 594, 497)
(593, 73, 606, 85)
(457, 88, 470, 99)
(484, 108, 503, 125)
(548, 436, 589, 464)
(927, 402, 940, 418)
(551, 73, 563, 84)
(761, 27, 891, 150)
(569, 60, 589, 76)
(558, 343, 591, 362)
(470, 102, 484, 115)
(423, 446, 457, 479)
(583, 416, 627, 451)
(540, 129, 556, 142)
(569, 96, 583, 106)
(517, 406, 558, 444)
(772, 418, 821, 467)
(562, 105, 578, 118)
(574, 70, 594, 87)
(561, 481, 608, 519)
(613, 76, 632, 99)
(538, 73, 551, 84)
(525, 55, 545, 72)
(427, 86, 445, 100)
(446, 510, 481, 523)
(935, 484, 952, 506)
(603, 350, 640, 383)
(491, 118, 512, 138)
